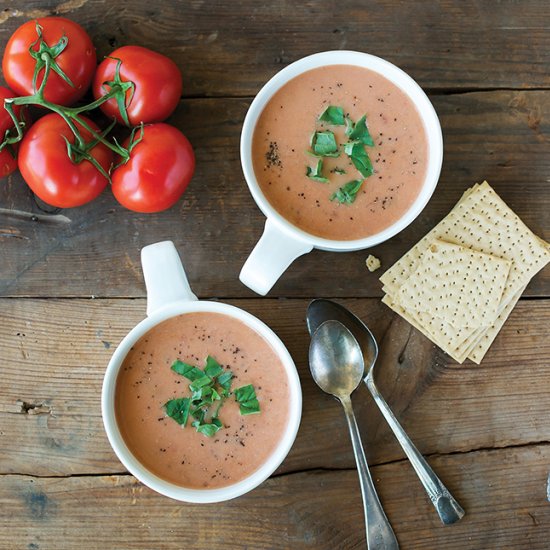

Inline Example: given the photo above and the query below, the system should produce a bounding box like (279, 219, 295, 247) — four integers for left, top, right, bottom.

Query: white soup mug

(101, 241, 302, 503)
(239, 50, 443, 295)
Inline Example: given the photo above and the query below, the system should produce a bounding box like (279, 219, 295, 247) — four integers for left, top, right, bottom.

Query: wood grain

(0, 91, 549, 299)
(2, 444, 550, 549)
(1, 297, 549, 477)
(2, 0, 550, 94)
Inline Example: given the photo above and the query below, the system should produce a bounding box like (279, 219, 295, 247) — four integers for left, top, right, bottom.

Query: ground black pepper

(265, 141, 280, 167)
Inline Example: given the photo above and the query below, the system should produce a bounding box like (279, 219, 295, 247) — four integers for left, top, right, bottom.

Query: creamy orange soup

(115, 312, 290, 489)
(251, 65, 428, 240)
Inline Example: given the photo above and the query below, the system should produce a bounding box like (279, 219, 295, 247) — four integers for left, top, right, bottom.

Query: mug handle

(239, 218, 313, 296)
(141, 241, 198, 316)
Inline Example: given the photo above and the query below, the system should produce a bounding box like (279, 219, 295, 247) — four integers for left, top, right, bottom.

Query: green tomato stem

(36, 52, 52, 98)
(70, 113, 129, 158)
(0, 27, 137, 170)
(4, 85, 129, 156)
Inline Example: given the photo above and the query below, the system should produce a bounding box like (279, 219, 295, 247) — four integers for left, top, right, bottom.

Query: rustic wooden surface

(1, 1, 549, 549)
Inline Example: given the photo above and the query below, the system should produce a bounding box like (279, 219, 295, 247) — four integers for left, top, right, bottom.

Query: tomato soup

(115, 312, 290, 489)
(251, 65, 428, 240)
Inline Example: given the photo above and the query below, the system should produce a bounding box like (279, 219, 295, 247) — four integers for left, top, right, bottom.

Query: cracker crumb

(366, 255, 381, 272)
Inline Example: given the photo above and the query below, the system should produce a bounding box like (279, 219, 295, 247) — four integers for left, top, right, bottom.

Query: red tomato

(19, 113, 113, 208)
(0, 86, 23, 177)
(93, 46, 182, 126)
(111, 123, 194, 213)
(2, 17, 96, 106)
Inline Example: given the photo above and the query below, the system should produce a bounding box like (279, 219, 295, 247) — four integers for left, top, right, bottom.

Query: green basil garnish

(305, 109, 375, 207)
(347, 115, 374, 146)
(189, 374, 213, 392)
(165, 356, 260, 436)
(311, 131, 339, 157)
(331, 179, 364, 204)
(234, 384, 261, 415)
(192, 421, 221, 437)
(344, 141, 373, 178)
(171, 360, 204, 381)
(204, 355, 223, 378)
(319, 105, 345, 126)
(164, 397, 191, 426)
(306, 158, 329, 183)
(217, 371, 233, 395)
(239, 398, 260, 415)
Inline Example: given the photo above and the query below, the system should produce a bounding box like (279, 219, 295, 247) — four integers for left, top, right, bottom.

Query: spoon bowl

(309, 320, 364, 398)
(307, 299, 379, 375)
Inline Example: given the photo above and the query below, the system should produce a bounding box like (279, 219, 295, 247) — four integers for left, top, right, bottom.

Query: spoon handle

(365, 376, 465, 525)
(340, 395, 399, 550)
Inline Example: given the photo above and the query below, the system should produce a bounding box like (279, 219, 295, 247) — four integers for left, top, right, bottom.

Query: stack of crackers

(380, 181, 550, 363)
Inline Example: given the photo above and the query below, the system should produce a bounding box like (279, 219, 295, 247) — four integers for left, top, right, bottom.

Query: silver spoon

(307, 299, 465, 525)
(309, 320, 399, 549)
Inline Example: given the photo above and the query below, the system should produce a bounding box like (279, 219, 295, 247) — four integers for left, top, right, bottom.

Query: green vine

(0, 22, 140, 180)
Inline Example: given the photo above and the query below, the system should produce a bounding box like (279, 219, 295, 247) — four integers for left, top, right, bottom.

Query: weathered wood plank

(1, 298, 549, 476)
(0, 91, 549, 298)
(2, 444, 550, 549)
(2, 0, 550, 94)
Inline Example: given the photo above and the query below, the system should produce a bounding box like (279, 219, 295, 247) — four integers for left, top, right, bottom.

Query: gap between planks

(178, 87, 550, 100)
(2, 439, 550, 480)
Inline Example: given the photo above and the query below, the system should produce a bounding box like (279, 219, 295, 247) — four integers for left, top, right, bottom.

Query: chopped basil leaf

(319, 105, 345, 126)
(239, 398, 260, 416)
(331, 179, 364, 204)
(343, 141, 357, 156)
(164, 398, 191, 426)
(171, 360, 203, 381)
(333, 167, 346, 175)
(217, 370, 233, 391)
(210, 388, 221, 401)
(211, 417, 223, 428)
(306, 158, 329, 183)
(348, 115, 374, 146)
(234, 384, 256, 402)
(204, 356, 223, 378)
(191, 385, 210, 402)
(234, 384, 260, 415)
(312, 131, 339, 157)
(192, 421, 221, 437)
(191, 406, 206, 423)
(189, 374, 213, 392)
(344, 142, 373, 178)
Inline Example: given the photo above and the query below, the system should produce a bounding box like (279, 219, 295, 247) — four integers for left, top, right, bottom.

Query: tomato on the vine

(112, 123, 194, 213)
(93, 46, 182, 126)
(19, 113, 113, 208)
(2, 17, 96, 106)
(0, 86, 23, 177)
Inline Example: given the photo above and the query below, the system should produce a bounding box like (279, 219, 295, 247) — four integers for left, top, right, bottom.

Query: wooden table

(1, 1, 549, 548)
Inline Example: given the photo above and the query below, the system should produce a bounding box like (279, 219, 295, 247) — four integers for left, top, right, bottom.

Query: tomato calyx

(97, 57, 135, 127)
(112, 122, 144, 169)
(28, 22, 74, 94)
